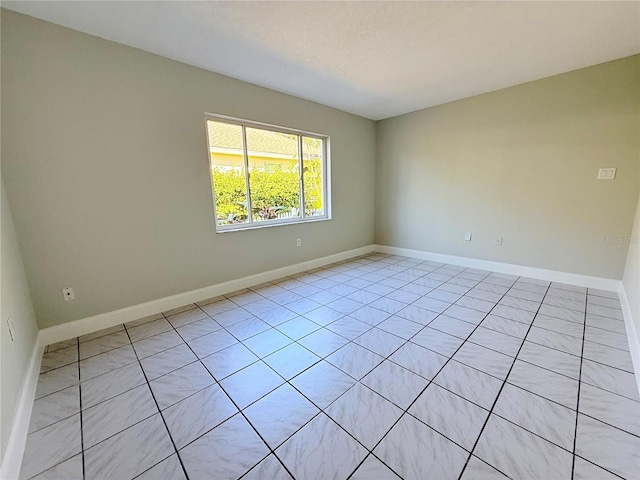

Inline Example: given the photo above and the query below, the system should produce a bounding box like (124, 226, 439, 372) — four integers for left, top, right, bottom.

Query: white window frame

(205, 113, 331, 233)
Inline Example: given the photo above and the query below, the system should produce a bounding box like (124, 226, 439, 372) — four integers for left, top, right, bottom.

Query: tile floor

(20, 253, 640, 479)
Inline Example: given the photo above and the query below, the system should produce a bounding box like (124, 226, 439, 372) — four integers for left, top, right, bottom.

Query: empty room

(1, 1, 639, 479)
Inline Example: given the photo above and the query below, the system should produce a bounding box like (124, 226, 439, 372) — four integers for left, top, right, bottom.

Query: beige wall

(622, 193, 640, 342)
(0, 177, 39, 462)
(376, 56, 640, 279)
(1, 11, 376, 329)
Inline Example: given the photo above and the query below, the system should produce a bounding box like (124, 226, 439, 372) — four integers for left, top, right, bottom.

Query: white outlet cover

(597, 168, 616, 180)
(464, 233, 472, 241)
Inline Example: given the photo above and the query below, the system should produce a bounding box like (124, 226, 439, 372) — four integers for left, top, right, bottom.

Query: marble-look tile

(426, 288, 463, 303)
(174, 317, 220, 341)
(29, 385, 80, 433)
(40, 345, 78, 374)
(538, 304, 584, 324)
(243, 298, 279, 315)
(491, 305, 535, 324)
(434, 361, 503, 410)
(349, 305, 393, 326)
(353, 327, 404, 357)
(494, 383, 576, 450)
(327, 284, 360, 297)
(83, 384, 158, 448)
(369, 297, 407, 315)
(468, 327, 522, 357)
(136, 454, 186, 480)
(140, 343, 198, 381)
(244, 383, 319, 449)
(546, 288, 585, 301)
(276, 317, 321, 340)
(584, 325, 630, 351)
(550, 282, 586, 294)
(475, 282, 509, 295)
(220, 360, 284, 409)
(290, 360, 356, 409)
(268, 291, 304, 306)
(285, 298, 324, 316)
(126, 318, 173, 343)
(581, 359, 639, 401)
(505, 288, 545, 303)
(302, 305, 344, 326)
(409, 384, 489, 450)
(585, 314, 626, 335)
(326, 316, 372, 340)
(588, 288, 619, 299)
(79, 324, 125, 343)
(579, 382, 640, 436)
(243, 328, 293, 358)
(411, 327, 464, 357)
(276, 413, 367, 480)
(533, 314, 584, 338)
(326, 383, 402, 449)
(242, 454, 293, 480)
(428, 315, 476, 340)
(81, 362, 146, 409)
(168, 306, 210, 327)
(395, 305, 439, 325)
(84, 414, 174, 480)
(572, 456, 620, 480)
(163, 383, 238, 449)
(326, 342, 384, 380)
(456, 296, 496, 313)
(35, 363, 79, 399)
(453, 342, 513, 380)
(150, 361, 214, 410)
(542, 295, 585, 312)
(347, 289, 382, 305)
(133, 330, 185, 359)
(30, 454, 82, 480)
(163, 303, 199, 316)
(228, 291, 263, 306)
(211, 307, 255, 327)
(263, 342, 320, 380)
(79, 331, 131, 360)
(575, 413, 640, 479)
(374, 414, 468, 480)
(586, 304, 624, 321)
(525, 326, 583, 356)
(181, 414, 269, 479)
(460, 456, 509, 480)
(326, 297, 365, 315)
(475, 415, 573, 479)
(257, 306, 299, 326)
(499, 295, 540, 313)
(350, 455, 401, 480)
(376, 315, 423, 340)
(225, 317, 270, 341)
(507, 360, 578, 410)
(587, 295, 622, 309)
(582, 340, 634, 373)
(480, 314, 530, 339)
(200, 342, 259, 380)
(125, 313, 166, 329)
(186, 329, 238, 358)
(308, 290, 342, 305)
(44, 338, 78, 354)
(20, 414, 81, 479)
(413, 296, 451, 314)
(517, 341, 581, 379)
(79, 344, 138, 381)
(386, 289, 421, 304)
(362, 360, 429, 409)
(389, 342, 448, 380)
(297, 328, 348, 358)
(442, 305, 487, 325)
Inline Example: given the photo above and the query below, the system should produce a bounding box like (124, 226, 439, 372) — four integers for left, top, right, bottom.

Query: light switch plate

(598, 168, 616, 180)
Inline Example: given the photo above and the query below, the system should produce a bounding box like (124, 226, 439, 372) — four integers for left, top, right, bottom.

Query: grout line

(571, 291, 589, 480)
(77, 340, 86, 480)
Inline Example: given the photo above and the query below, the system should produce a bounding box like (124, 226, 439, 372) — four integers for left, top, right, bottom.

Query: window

(205, 114, 330, 232)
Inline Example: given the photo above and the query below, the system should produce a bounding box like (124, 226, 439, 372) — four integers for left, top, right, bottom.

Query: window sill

(215, 215, 331, 233)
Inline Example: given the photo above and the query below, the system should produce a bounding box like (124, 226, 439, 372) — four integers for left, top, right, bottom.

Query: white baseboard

(38, 245, 376, 346)
(619, 284, 640, 397)
(0, 343, 44, 480)
(374, 245, 621, 291)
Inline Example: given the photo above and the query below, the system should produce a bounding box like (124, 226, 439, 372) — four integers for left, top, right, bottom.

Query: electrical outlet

(296, 238, 301, 247)
(7, 318, 15, 342)
(62, 287, 75, 301)
(495, 237, 503, 246)
(464, 232, 472, 242)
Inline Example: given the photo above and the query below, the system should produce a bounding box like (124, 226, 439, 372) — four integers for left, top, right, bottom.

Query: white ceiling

(4, 1, 639, 120)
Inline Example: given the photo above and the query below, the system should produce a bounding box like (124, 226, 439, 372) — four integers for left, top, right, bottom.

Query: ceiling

(3, 1, 639, 120)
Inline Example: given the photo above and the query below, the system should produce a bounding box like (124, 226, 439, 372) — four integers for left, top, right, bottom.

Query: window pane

(246, 127, 301, 223)
(302, 136, 324, 217)
(207, 120, 249, 226)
